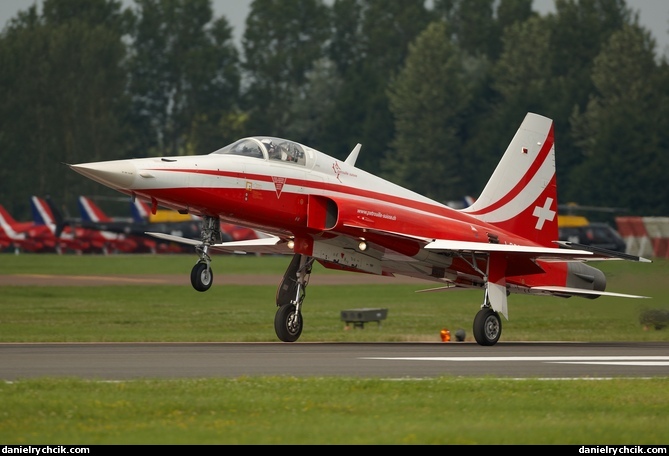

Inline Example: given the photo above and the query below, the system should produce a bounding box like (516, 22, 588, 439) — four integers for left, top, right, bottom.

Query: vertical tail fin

(462, 113, 558, 247)
(33, 196, 68, 238)
(31, 196, 56, 231)
(131, 198, 151, 223)
(78, 196, 112, 223)
(0, 205, 25, 238)
(0, 205, 19, 226)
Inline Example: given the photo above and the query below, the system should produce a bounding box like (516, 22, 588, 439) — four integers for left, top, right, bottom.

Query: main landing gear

(456, 253, 504, 346)
(189, 216, 314, 343)
(274, 254, 313, 342)
(473, 289, 502, 346)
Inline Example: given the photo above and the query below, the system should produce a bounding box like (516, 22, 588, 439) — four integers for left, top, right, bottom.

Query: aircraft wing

(145, 232, 201, 246)
(342, 223, 647, 263)
(145, 231, 294, 255)
(209, 236, 294, 255)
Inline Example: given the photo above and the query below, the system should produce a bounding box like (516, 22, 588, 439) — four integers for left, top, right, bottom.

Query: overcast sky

(1, 0, 668, 56)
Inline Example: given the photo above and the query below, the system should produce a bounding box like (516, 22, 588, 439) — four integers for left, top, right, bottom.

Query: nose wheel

(190, 215, 220, 292)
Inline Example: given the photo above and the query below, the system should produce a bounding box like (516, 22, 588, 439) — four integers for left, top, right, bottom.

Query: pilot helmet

(263, 140, 278, 156)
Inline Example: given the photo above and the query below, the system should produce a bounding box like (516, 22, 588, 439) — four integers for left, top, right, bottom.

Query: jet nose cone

(69, 160, 137, 189)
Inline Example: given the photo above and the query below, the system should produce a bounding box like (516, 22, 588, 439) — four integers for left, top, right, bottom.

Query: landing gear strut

(274, 254, 313, 342)
(459, 254, 504, 347)
(190, 216, 223, 292)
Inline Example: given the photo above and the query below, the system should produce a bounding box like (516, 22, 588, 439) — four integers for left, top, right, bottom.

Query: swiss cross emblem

(272, 176, 286, 198)
(532, 197, 556, 230)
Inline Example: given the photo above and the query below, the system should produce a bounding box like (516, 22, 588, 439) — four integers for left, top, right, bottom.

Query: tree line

(1, 0, 667, 222)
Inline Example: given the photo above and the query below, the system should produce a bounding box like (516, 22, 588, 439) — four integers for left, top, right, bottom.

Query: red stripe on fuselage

(150, 168, 497, 228)
(140, 166, 551, 249)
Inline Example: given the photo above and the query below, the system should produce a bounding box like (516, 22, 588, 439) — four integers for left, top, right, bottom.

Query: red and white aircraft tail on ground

(0, 197, 84, 254)
(76, 195, 150, 253)
(33, 195, 138, 254)
(0, 204, 51, 253)
(30, 196, 91, 254)
(69, 113, 651, 345)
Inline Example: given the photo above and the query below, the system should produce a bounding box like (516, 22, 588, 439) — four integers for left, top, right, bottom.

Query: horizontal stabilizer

(554, 241, 652, 263)
(425, 239, 594, 260)
(415, 282, 650, 300)
(530, 285, 650, 299)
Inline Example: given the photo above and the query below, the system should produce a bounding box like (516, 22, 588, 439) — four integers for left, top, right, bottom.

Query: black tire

(190, 262, 213, 292)
(473, 307, 502, 346)
(274, 304, 303, 342)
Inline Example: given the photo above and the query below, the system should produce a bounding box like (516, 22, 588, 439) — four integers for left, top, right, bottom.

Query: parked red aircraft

(69, 113, 650, 345)
(78, 195, 254, 254)
(0, 204, 51, 253)
(30, 196, 93, 253)
(76, 195, 155, 253)
(34, 195, 142, 254)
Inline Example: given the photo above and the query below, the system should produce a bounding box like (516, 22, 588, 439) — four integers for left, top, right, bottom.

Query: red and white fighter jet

(69, 113, 650, 345)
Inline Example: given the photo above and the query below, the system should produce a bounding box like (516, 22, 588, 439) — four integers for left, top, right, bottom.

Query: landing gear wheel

(190, 262, 213, 292)
(473, 307, 502, 346)
(274, 304, 303, 342)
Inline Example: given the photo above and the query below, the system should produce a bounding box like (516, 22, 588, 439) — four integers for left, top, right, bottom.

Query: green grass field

(1, 253, 668, 444)
(1, 254, 668, 343)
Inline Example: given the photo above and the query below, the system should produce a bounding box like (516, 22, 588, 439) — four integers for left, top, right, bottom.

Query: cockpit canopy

(211, 137, 307, 166)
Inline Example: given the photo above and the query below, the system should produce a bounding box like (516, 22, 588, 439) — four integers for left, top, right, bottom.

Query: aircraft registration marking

(361, 356, 669, 366)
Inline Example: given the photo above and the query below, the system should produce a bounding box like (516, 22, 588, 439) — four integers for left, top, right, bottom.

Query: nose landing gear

(190, 215, 223, 292)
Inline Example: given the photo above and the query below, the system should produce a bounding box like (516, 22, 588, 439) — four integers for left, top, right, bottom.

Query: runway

(1, 342, 668, 380)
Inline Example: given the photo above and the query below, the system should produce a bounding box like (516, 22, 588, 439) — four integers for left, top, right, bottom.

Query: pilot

(268, 144, 281, 160)
(263, 140, 281, 160)
(279, 143, 296, 162)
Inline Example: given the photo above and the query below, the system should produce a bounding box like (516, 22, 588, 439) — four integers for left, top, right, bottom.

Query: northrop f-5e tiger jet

(69, 113, 650, 346)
